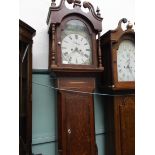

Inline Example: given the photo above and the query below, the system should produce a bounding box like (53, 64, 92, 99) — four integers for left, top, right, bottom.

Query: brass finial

(73, 0, 81, 7)
(67, 0, 74, 4)
(51, 0, 56, 6)
(127, 21, 133, 30)
(96, 6, 101, 17)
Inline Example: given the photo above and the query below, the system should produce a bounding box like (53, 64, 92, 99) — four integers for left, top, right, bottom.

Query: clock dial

(117, 40, 135, 81)
(61, 34, 91, 64)
(61, 20, 92, 65)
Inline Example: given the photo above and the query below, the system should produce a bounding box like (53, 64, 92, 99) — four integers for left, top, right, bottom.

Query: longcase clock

(100, 18, 135, 155)
(46, 0, 103, 155)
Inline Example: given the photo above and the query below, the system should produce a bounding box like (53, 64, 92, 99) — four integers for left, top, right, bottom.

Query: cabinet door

(60, 92, 96, 155)
(19, 42, 32, 155)
(19, 20, 35, 155)
(117, 96, 135, 155)
(105, 95, 135, 155)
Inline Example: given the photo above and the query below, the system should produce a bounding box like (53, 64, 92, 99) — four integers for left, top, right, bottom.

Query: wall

(20, 0, 134, 154)
(32, 72, 106, 155)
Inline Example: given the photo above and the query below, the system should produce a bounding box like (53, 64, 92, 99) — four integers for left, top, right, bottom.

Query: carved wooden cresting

(46, 0, 104, 155)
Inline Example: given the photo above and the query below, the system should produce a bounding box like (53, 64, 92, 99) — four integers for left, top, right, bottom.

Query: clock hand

(128, 68, 134, 79)
(70, 47, 78, 55)
(71, 41, 80, 46)
(68, 56, 72, 64)
(62, 55, 68, 61)
(76, 58, 78, 64)
(77, 49, 84, 56)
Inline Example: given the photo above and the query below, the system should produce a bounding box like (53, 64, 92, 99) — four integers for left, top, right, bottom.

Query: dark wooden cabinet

(19, 19, 36, 155)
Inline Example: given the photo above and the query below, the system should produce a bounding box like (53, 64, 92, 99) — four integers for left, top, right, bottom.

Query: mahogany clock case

(46, 1, 104, 155)
(100, 18, 135, 90)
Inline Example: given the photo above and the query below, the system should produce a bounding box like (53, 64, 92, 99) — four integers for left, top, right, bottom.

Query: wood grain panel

(118, 96, 135, 155)
(66, 93, 91, 155)
(57, 78, 96, 155)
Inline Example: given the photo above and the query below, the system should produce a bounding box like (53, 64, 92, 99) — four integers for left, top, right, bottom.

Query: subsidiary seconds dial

(61, 34, 92, 65)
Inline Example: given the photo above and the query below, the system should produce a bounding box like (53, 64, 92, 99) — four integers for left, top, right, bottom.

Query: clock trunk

(105, 95, 135, 155)
(57, 78, 97, 155)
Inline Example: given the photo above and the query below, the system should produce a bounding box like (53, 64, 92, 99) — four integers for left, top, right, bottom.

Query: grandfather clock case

(47, 0, 103, 155)
(100, 19, 135, 155)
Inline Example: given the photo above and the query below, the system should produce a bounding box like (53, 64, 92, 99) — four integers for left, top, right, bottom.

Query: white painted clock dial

(117, 40, 135, 81)
(61, 33, 92, 65)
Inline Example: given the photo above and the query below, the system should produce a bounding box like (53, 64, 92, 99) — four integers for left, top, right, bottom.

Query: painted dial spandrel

(117, 40, 135, 81)
(61, 20, 92, 65)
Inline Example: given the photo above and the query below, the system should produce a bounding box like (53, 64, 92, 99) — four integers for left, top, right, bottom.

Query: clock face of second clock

(61, 19, 92, 65)
(117, 40, 135, 82)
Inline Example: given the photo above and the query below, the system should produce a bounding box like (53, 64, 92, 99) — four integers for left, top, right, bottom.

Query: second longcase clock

(100, 18, 135, 90)
(100, 18, 135, 155)
(47, 0, 103, 155)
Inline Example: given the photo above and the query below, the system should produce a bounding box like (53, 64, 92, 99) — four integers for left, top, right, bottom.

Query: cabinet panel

(56, 76, 97, 155)
(66, 93, 91, 155)
(19, 19, 36, 155)
(116, 96, 135, 155)
(105, 95, 135, 155)
(58, 89, 96, 155)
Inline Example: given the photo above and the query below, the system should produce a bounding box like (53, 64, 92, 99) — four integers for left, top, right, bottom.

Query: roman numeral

(69, 57, 72, 62)
(84, 43, 88, 45)
(76, 58, 78, 64)
(86, 49, 90, 51)
(64, 32, 68, 36)
(69, 36, 72, 40)
(75, 35, 78, 39)
(64, 52, 68, 56)
(64, 40, 68, 43)
(84, 54, 88, 58)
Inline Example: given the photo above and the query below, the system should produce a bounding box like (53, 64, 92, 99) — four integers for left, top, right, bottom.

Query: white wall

(20, 0, 135, 69)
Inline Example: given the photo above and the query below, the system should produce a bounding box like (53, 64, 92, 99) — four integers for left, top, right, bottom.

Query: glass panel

(61, 20, 92, 65)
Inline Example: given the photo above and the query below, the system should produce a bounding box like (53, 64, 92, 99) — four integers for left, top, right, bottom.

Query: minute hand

(72, 41, 80, 46)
